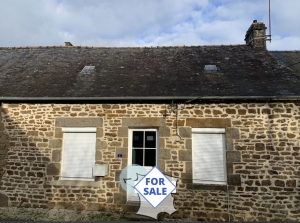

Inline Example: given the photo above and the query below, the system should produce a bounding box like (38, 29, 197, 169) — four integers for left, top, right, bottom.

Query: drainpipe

(175, 107, 182, 140)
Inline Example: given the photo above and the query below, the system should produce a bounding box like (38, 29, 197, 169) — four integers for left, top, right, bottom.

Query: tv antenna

(266, 0, 272, 42)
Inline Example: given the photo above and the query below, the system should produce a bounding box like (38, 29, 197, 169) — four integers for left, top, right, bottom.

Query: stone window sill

(50, 180, 102, 187)
(186, 183, 228, 191)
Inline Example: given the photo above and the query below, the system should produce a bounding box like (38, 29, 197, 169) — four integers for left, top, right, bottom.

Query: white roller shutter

(192, 128, 226, 185)
(61, 130, 96, 181)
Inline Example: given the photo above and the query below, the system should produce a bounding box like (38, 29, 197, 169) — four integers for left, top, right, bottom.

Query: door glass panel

(132, 131, 144, 148)
(144, 149, 156, 166)
(145, 131, 156, 148)
(132, 149, 143, 166)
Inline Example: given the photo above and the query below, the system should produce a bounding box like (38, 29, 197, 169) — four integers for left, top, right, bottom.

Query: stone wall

(0, 102, 299, 221)
(0, 115, 9, 207)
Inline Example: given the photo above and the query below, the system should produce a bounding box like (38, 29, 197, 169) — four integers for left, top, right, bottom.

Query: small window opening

(204, 65, 217, 71)
(81, 66, 95, 73)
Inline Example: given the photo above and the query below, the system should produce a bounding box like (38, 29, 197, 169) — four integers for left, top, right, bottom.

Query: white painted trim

(127, 128, 158, 201)
(192, 128, 225, 134)
(62, 127, 97, 133)
(128, 128, 158, 168)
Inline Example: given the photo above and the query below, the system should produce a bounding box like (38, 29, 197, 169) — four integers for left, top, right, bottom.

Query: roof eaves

(1, 95, 300, 102)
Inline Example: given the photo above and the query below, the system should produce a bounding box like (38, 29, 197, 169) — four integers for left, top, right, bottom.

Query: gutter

(0, 95, 300, 101)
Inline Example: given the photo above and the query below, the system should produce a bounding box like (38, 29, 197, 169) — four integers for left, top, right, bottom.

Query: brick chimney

(244, 20, 267, 49)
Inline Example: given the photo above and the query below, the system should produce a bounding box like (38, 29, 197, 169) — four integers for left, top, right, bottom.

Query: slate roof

(0, 45, 300, 101)
(270, 51, 300, 76)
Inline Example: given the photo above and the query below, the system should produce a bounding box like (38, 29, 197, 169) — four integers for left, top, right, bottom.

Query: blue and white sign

(134, 166, 176, 208)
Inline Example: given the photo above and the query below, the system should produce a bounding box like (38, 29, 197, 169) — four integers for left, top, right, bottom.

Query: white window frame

(61, 127, 97, 181)
(127, 128, 158, 201)
(128, 128, 158, 168)
(192, 128, 227, 185)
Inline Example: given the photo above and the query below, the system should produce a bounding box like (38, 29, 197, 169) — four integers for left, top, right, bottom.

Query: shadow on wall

(0, 107, 51, 208)
(0, 104, 120, 212)
(0, 121, 9, 207)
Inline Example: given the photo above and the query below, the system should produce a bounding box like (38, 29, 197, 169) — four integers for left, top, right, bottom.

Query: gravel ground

(0, 207, 193, 222)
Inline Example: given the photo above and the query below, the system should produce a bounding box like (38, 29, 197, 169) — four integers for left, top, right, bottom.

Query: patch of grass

(157, 212, 176, 221)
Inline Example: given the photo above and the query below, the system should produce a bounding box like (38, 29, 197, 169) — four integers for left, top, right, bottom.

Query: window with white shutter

(61, 128, 96, 181)
(192, 128, 227, 185)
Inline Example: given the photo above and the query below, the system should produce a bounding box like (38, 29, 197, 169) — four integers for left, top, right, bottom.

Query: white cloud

(267, 36, 300, 51)
(0, 0, 299, 50)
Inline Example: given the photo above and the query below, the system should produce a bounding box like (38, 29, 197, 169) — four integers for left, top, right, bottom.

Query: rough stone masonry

(0, 101, 299, 221)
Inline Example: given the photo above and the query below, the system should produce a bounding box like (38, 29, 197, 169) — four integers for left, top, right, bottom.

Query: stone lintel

(186, 118, 231, 128)
(122, 117, 165, 127)
(55, 118, 103, 127)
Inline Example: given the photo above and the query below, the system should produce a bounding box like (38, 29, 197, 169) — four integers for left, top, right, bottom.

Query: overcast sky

(0, 0, 299, 50)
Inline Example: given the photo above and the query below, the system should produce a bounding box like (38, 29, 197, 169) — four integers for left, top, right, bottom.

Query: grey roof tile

(0, 46, 299, 99)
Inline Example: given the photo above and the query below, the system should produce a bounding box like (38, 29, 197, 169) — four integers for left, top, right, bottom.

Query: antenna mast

(266, 0, 272, 42)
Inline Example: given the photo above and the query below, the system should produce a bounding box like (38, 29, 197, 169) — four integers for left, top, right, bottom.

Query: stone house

(0, 21, 300, 221)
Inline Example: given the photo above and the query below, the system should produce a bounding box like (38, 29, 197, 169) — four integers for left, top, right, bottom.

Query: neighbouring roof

(0, 45, 300, 100)
(269, 51, 300, 76)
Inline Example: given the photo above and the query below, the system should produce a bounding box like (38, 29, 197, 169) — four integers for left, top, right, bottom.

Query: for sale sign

(134, 166, 176, 208)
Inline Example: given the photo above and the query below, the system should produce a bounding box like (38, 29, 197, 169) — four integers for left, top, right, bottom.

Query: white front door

(127, 129, 158, 201)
